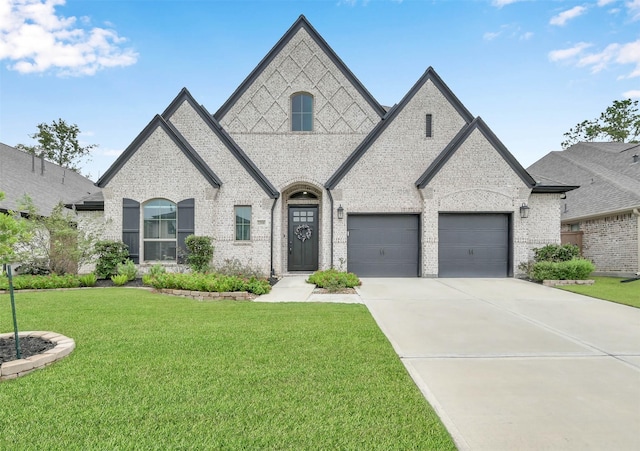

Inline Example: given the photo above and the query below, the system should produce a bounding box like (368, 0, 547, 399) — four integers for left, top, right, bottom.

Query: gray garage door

(347, 215, 419, 277)
(439, 214, 510, 277)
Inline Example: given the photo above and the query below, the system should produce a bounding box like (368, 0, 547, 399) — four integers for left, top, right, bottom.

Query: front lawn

(558, 276, 640, 308)
(0, 289, 454, 450)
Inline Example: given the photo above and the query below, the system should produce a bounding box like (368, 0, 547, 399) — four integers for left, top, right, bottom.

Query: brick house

(73, 16, 572, 278)
(528, 142, 640, 276)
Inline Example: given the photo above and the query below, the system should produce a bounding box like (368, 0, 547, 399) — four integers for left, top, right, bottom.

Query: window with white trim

(235, 206, 251, 241)
(291, 93, 313, 131)
(143, 199, 177, 261)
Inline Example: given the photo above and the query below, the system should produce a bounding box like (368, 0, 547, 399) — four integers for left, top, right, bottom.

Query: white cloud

(0, 0, 138, 76)
(550, 39, 640, 78)
(597, 0, 616, 5)
(99, 148, 124, 157)
(483, 31, 501, 41)
(491, 0, 523, 7)
(623, 89, 640, 98)
(550, 6, 587, 26)
(548, 42, 592, 61)
(520, 31, 534, 40)
(628, 0, 640, 20)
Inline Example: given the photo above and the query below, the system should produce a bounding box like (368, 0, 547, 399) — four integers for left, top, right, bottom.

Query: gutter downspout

(270, 198, 278, 280)
(326, 188, 334, 269)
(634, 208, 640, 275)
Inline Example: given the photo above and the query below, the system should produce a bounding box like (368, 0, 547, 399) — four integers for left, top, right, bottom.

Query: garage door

(347, 215, 419, 277)
(439, 214, 510, 277)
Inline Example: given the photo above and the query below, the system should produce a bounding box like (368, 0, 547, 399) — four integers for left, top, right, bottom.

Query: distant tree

(16, 119, 96, 172)
(0, 192, 30, 265)
(561, 99, 640, 149)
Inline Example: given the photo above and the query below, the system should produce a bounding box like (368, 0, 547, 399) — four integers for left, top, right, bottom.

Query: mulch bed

(94, 278, 146, 288)
(312, 287, 358, 294)
(0, 337, 55, 364)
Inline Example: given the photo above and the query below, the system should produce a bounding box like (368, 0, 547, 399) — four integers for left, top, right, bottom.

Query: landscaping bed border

(0, 331, 75, 381)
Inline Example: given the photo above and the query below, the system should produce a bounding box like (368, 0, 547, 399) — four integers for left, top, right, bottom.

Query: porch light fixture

(337, 204, 344, 220)
(519, 203, 530, 219)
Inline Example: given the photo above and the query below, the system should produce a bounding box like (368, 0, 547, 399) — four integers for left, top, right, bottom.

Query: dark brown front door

(288, 205, 318, 271)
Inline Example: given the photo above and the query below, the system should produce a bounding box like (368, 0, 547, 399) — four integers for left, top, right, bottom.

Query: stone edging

(154, 288, 255, 301)
(1, 331, 75, 381)
(543, 279, 595, 287)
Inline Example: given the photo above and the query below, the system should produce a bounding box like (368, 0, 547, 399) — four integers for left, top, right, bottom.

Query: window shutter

(426, 114, 433, 138)
(177, 198, 195, 262)
(122, 198, 140, 264)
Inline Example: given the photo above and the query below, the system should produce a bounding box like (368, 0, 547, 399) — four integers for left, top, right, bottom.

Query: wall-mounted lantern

(520, 203, 530, 219)
(337, 204, 344, 220)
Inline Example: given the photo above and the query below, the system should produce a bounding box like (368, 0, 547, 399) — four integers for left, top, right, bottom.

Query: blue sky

(1, 0, 639, 180)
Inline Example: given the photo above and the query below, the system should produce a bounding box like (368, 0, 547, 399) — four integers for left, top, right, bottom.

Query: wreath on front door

(295, 224, 312, 242)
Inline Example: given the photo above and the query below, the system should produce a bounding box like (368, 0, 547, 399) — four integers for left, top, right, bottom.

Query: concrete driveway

(359, 278, 640, 451)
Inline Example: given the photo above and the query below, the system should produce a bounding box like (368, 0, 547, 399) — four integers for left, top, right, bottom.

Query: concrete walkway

(360, 278, 640, 451)
(255, 276, 362, 303)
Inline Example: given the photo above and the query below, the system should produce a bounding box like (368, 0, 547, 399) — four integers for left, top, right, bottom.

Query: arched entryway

(282, 184, 322, 272)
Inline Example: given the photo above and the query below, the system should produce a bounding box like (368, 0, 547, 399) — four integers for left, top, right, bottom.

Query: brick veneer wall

(565, 212, 639, 274)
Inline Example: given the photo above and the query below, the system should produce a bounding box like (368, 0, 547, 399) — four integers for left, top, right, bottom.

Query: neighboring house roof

(326, 67, 474, 190)
(163, 88, 279, 199)
(0, 142, 99, 215)
(527, 142, 640, 220)
(96, 114, 223, 189)
(214, 14, 387, 121)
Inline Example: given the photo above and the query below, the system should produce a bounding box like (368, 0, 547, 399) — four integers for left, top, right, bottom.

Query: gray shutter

(122, 198, 140, 264)
(177, 198, 195, 263)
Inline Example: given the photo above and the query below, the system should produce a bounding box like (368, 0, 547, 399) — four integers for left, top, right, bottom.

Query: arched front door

(288, 205, 318, 271)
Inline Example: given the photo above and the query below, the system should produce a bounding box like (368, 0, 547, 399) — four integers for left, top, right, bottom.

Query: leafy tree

(562, 99, 640, 149)
(0, 192, 30, 265)
(14, 197, 101, 275)
(16, 119, 96, 172)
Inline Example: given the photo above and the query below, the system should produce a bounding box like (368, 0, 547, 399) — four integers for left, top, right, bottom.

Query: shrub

(215, 258, 265, 279)
(95, 240, 130, 279)
(142, 272, 271, 295)
(533, 244, 580, 263)
(149, 264, 166, 277)
(111, 274, 129, 286)
(79, 273, 97, 287)
(15, 262, 51, 276)
(185, 235, 214, 273)
(307, 269, 361, 292)
(0, 274, 82, 290)
(117, 259, 138, 281)
(531, 258, 595, 282)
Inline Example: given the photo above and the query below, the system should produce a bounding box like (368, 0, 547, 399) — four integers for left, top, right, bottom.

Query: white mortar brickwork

(91, 16, 565, 279)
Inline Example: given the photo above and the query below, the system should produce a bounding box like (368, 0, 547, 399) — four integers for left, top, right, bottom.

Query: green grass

(0, 289, 454, 450)
(559, 276, 640, 308)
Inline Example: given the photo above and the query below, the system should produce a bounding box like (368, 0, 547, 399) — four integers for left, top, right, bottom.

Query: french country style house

(71, 15, 573, 278)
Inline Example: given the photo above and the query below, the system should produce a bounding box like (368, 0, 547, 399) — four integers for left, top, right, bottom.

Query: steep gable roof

(214, 15, 386, 121)
(96, 115, 222, 189)
(0, 142, 99, 215)
(163, 88, 279, 199)
(528, 142, 640, 219)
(415, 117, 536, 189)
(326, 67, 473, 189)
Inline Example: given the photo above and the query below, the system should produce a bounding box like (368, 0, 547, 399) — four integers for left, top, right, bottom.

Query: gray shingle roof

(527, 142, 640, 220)
(0, 142, 100, 215)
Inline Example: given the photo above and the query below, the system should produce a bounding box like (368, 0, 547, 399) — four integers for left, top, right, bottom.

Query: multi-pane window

(235, 206, 251, 241)
(143, 199, 177, 261)
(292, 93, 313, 131)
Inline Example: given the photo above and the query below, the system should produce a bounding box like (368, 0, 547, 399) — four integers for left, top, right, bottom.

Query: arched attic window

(291, 93, 313, 132)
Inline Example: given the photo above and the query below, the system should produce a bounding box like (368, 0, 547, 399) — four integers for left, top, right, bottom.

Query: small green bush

(117, 259, 138, 281)
(307, 269, 361, 292)
(531, 258, 595, 282)
(185, 235, 214, 273)
(534, 244, 580, 262)
(111, 274, 129, 286)
(0, 274, 82, 290)
(94, 240, 130, 279)
(149, 264, 166, 277)
(215, 258, 265, 279)
(79, 273, 97, 287)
